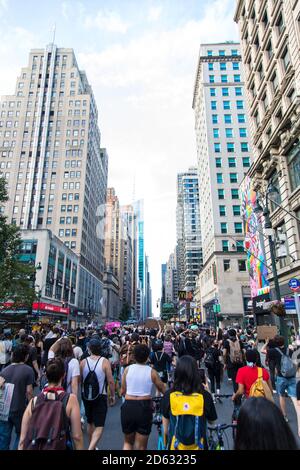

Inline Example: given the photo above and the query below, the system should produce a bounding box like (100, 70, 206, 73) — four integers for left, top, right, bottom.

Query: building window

(231, 189, 239, 199)
(221, 75, 228, 83)
(210, 88, 216, 96)
(266, 40, 273, 61)
(242, 157, 250, 167)
(241, 143, 249, 152)
(228, 157, 236, 168)
(220, 223, 227, 234)
(227, 143, 235, 153)
(215, 158, 222, 168)
(217, 173, 223, 184)
(207, 50, 213, 56)
(234, 75, 241, 83)
(233, 62, 240, 70)
(232, 49, 238, 56)
(276, 13, 285, 36)
(209, 75, 215, 83)
(214, 143, 221, 153)
(235, 87, 242, 96)
(287, 143, 300, 192)
(224, 259, 231, 271)
(211, 101, 217, 110)
(222, 87, 229, 96)
(230, 173, 238, 183)
(235, 222, 243, 233)
(271, 71, 279, 93)
(224, 114, 232, 124)
(237, 100, 244, 110)
(239, 128, 247, 137)
(219, 205, 226, 216)
(219, 50, 225, 56)
(236, 240, 244, 252)
(212, 114, 218, 124)
(218, 189, 224, 200)
(213, 128, 219, 138)
(222, 240, 229, 252)
(233, 205, 241, 216)
(238, 260, 247, 271)
(220, 62, 227, 71)
(282, 46, 291, 71)
(225, 128, 233, 138)
(208, 63, 214, 71)
(238, 114, 245, 123)
(223, 101, 231, 110)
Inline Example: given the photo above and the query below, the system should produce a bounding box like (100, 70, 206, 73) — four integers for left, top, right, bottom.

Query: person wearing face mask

(232, 349, 273, 402)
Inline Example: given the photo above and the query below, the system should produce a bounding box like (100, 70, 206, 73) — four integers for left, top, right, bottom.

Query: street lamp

(254, 183, 289, 345)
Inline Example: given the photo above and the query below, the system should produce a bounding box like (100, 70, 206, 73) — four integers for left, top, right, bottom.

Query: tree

(119, 302, 130, 322)
(0, 177, 36, 310)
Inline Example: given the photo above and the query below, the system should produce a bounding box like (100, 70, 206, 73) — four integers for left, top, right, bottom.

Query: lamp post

(254, 183, 289, 345)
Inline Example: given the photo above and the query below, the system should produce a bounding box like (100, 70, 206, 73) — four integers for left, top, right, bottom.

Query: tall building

(161, 263, 167, 312)
(176, 167, 203, 292)
(165, 252, 178, 305)
(0, 44, 108, 322)
(135, 199, 146, 320)
(144, 255, 152, 318)
(192, 43, 251, 325)
(235, 1, 300, 326)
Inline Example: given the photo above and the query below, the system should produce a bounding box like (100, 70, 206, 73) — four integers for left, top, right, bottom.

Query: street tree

(119, 302, 130, 322)
(0, 177, 36, 309)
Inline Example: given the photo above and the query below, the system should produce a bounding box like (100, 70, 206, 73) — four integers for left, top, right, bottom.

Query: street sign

(289, 278, 300, 292)
(178, 291, 186, 300)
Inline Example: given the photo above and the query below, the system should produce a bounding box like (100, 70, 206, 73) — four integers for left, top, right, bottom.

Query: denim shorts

(276, 376, 297, 398)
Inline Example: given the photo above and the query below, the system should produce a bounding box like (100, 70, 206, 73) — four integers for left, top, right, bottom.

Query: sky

(0, 0, 239, 316)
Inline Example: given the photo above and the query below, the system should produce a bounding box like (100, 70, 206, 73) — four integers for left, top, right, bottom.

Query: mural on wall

(240, 176, 270, 298)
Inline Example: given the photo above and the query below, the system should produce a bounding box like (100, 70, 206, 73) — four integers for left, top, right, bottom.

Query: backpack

(82, 357, 103, 401)
(168, 392, 206, 451)
(119, 343, 134, 367)
(62, 357, 73, 391)
(276, 348, 297, 378)
(228, 339, 243, 365)
(23, 391, 70, 450)
(204, 349, 215, 369)
(249, 367, 274, 402)
(178, 338, 187, 358)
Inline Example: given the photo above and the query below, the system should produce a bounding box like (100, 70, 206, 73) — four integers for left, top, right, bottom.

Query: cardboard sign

(144, 319, 165, 329)
(257, 325, 278, 341)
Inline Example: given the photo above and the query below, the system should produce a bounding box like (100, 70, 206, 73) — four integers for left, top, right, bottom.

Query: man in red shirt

(232, 349, 273, 400)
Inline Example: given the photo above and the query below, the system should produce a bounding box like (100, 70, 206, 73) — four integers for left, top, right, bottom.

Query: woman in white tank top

(120, 343, 166, 451)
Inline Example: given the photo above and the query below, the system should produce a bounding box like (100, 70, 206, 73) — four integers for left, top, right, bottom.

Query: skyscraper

(192, 43, 251, 325)
(176, 167, 203, 292)
(0, 44, 108, 321)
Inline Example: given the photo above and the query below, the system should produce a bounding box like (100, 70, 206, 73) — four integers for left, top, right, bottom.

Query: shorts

(276, 376, 297, 398)
(121, 400, 153, 436)
(83, 395, 108, 427)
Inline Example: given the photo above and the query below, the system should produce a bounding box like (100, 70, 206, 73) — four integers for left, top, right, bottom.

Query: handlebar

(208, 423, 237, 432)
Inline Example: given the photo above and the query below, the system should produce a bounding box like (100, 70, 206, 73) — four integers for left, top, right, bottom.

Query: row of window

(213, 128, 247, 138)
(220, 222, 243, 234)
(208, 62, 240, 71)
(60, 216, 79, 225)
(62, 193, 80, 201)
(212, 114, 246, 124)
(61, 205, 80, 212)
(223, 259, 246, 272)
(222, 240, 244, 252)
(217, 173, 243, 184)
(207, 49, 239, 57)
(210, 100, 244, 110)
(214, 142, 249, 153)
(219, 205, 241, 216)
(209, 74, 241, 84)
(210, 87, 242, 97)
(59, 229, 77, 237)
(215, 157, 250, 168)
(64, 160, 82, 168)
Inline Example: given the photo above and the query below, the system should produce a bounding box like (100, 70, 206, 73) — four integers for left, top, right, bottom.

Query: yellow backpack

(249, 367, 274, 402)
(169, 392, 206, 450)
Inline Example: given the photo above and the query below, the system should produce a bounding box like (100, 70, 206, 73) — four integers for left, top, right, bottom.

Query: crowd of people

(0, 321, 299, 451)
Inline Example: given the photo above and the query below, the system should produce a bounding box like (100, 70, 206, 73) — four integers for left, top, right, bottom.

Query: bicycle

(207, 423, 237, 450)
(213, 394, 242, 440)
(152, 396, 165, 450)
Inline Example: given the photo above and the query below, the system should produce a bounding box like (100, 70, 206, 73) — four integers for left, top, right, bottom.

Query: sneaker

(228, 378, 232, 382)
(273, 390, 277, 394)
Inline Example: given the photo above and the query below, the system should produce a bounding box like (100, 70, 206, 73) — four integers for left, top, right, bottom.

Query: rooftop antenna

(50, 23, 56, 46)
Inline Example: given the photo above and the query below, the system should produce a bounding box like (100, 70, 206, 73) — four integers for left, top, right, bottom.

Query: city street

(88, 375, 299, 451)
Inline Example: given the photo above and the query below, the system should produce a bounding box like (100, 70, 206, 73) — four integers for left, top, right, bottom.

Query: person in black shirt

(222, 329, 245, 401)
(204, 339, 223, 401)
(149, 340, 172, 383)
(161, 356, 217, 449)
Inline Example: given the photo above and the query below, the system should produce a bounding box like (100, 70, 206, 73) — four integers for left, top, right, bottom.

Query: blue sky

(0, 0, 238, 315)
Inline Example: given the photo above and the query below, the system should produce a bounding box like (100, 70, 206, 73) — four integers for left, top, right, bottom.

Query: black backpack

(82, 357, 104, 401)
(204, 349, 215, 369)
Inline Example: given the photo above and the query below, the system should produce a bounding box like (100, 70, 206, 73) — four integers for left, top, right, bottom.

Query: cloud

(84, 10, 131, 33)
(147, 6, 163, 22)
(0, 0, 8, 15)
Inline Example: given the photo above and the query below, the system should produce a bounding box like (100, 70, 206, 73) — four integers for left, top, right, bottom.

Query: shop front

(31, 301, 70, 326)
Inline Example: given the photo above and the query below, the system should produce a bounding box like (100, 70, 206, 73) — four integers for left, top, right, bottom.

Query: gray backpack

(276, 348, 297, 378)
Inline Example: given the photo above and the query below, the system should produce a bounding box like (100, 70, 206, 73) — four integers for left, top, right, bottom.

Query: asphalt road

(87, 373, 300, 451)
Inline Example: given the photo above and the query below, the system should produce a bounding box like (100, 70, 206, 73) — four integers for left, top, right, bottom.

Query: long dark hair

(173, 356, 204, 395)
(235, 397, 299, 450)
